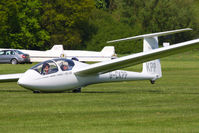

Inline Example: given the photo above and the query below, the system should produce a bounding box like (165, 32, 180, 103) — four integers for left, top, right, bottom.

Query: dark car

(0, 50, 30, 64)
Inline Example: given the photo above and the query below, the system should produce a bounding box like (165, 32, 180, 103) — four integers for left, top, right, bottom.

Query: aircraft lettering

(146, 62, 156, 73)
(109, 71, 127, 79)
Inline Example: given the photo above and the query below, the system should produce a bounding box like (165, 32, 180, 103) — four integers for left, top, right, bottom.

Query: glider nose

(18, 77, 29, 88)
(18, 69, 38, 90)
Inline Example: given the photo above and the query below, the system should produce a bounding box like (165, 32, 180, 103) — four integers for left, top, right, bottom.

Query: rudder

(142, 37, 162, 80)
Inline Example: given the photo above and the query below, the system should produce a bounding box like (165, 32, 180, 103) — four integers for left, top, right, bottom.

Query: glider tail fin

(50, 45, 64, 52)
(142, 37, 162, 81)
(100, 46, 117, 59)
(101, 46, 115, 56)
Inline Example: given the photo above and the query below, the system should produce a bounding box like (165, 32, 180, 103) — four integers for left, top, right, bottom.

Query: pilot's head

(43, 62, 50, 73)
(61, 62, 68, 70)
(43, 62, 50, 68)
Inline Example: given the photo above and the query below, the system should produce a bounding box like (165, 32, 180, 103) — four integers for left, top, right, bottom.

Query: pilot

(42, 62, 50, 75)
(61, 62, 69, 71)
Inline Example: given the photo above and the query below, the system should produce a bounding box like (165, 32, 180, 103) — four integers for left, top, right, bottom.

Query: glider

(0, 45, 117, 62)
(0, 28, 199, 93)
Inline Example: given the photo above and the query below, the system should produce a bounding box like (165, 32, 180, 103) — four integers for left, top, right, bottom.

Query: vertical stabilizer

(101, 46, 116, 57)
(50, 45, 64, 52)
(142, 37, 162, 80)
(50, 45, 65, 57)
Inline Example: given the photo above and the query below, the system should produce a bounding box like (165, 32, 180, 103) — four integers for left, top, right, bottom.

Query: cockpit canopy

(31, 58, 75, 75)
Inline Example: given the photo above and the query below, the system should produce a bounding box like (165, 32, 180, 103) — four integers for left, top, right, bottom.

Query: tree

(121, 0, 198, 43)
(0, 0, 17, 48)
(41, 0, 94, 50)
(86, 9, 142, 54)
(0, 0, 49, 49)
(95, 0, 107, 9)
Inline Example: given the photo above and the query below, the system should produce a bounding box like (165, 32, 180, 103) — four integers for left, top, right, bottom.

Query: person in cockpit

(60, 62, 69, 71)
(42, 62, 50, 75)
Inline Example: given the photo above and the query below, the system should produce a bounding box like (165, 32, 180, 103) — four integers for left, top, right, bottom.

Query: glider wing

(0, 73, 23, 82)
(74, 39, 199, 76)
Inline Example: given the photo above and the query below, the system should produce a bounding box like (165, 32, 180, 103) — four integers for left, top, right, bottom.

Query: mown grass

(0, 51, 199, 133)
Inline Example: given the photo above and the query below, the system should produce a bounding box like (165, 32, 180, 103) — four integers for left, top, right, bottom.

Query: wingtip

(185, 28, 193, 31)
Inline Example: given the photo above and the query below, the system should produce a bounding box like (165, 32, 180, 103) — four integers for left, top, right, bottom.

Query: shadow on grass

(81, 91, 123, 94)
(0, 89, 29, 92)
(81, 88, 164, 94)
(54, 89, 199, 95)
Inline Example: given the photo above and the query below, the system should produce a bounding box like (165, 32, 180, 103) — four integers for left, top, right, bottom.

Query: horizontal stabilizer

(107, 28, 192, 43)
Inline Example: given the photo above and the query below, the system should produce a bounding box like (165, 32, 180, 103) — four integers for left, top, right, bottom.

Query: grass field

(0, 51, 199, 133)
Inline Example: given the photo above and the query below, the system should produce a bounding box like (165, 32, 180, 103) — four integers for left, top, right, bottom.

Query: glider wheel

(33, 90, 40, 93)
(150, 80, 155, 84)
(72, 88, 81, 93)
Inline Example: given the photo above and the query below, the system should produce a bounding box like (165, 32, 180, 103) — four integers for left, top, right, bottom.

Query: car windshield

(31, 60, 58, 75)
(14, 50, 24, 54)
(0, 51, 5, 55)
(54, 58, 75, 71)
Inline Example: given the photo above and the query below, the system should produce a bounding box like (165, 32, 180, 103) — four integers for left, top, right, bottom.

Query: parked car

(0, 50, 30, 64)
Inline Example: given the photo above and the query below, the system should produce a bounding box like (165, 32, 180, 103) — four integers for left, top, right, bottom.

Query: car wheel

(11, 58, 18, 64)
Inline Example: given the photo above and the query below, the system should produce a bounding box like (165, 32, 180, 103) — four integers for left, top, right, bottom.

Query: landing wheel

(33, 90, 40, 93)
(150, 80, 155, 84)
(72, 88, 81, 93)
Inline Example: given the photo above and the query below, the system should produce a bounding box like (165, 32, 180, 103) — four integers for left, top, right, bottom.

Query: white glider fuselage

(18, 60, 156, 92)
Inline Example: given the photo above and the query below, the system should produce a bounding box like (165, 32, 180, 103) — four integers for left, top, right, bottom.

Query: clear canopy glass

(31, 58, 75, 75)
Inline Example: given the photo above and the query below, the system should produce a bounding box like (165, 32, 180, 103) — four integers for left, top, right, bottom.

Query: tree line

(0, 0, 198, 53)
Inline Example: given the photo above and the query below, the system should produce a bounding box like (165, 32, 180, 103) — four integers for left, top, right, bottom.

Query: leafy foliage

(86, 9, 142, 54)
(41, 0, 94, 50)
(121, 0, 199, 43)
(95, 0, 107, 9)
(0, 0, 49, 49)
(0, 0, 198, 53)
(87, 0, 199, 53)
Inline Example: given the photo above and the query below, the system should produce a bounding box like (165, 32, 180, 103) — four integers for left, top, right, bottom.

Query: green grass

(0, 51, 199, 133)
